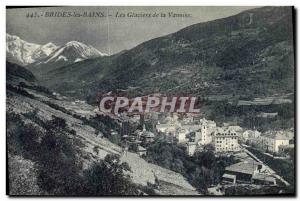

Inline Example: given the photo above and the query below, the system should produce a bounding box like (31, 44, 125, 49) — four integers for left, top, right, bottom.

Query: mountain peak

(31, 39, 107, 69)
(6, 33, 42, 66)
(43, 42, 57, 48)
(64, 41, 108, 57)
(65, 41, 85, 47)
(6, 33, 20, 41)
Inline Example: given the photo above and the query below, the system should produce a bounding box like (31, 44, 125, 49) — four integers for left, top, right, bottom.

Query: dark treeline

(7, 112, 139, 195)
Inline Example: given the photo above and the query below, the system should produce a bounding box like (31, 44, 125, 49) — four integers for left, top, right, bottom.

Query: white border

(1, 0, 299, 200)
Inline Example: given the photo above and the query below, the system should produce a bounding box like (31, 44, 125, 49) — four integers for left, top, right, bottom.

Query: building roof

(156, 124, 175, 128)
(137, 145, 147, 152)
(262, 133, 289, 140)
(141, 131, 155, 138)
(252, 173, 276, 183)
(274, 134, 290, 140)
(243, 130, 261, 136)
(199, 118, 216, 125)
(182, 125, 201, 129)
(257, 112, 278, 118)
(225, 161, 261, 175)
(228, 126, 243, 131)
(222, 173, 236, 180)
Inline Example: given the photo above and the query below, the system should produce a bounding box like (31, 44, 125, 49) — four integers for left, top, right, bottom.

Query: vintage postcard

(6, 6, 295, 196)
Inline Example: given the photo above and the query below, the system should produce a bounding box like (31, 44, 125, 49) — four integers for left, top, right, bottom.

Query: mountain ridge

(38, 6, 293, 102)
(6, 33, 107, 70)
(6, 33, 59, 66)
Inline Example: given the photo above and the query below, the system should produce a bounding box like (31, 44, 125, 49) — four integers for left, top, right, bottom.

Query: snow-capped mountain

(6, 33, 59, 66)
(36, 41, 107, 66)
(31, 42, 58, 61)
(7, 33, 107, 68)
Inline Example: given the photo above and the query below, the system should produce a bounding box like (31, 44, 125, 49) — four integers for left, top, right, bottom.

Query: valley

(6, 6, 295, 196)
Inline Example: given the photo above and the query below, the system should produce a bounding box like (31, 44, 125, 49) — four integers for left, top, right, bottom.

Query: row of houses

(123, 113, 293, 158)
(245, 130, 293, 154)
(156, 116, 241, 155)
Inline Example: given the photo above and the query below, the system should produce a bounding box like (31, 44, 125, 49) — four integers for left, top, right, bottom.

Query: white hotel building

(213, 127, 240, 152)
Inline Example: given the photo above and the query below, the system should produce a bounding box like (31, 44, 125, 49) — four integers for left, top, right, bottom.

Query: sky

(7, 6, 259, 55)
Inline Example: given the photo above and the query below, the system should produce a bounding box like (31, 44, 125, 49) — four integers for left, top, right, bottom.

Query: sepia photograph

(5, 5, 295, 196)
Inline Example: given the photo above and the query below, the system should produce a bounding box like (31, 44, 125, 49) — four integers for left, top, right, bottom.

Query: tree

(37, 125, 83, 195)
(83, 154, 138, 195)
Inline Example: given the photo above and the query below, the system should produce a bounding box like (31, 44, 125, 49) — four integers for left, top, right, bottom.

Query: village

(112, 111, 294, 194)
